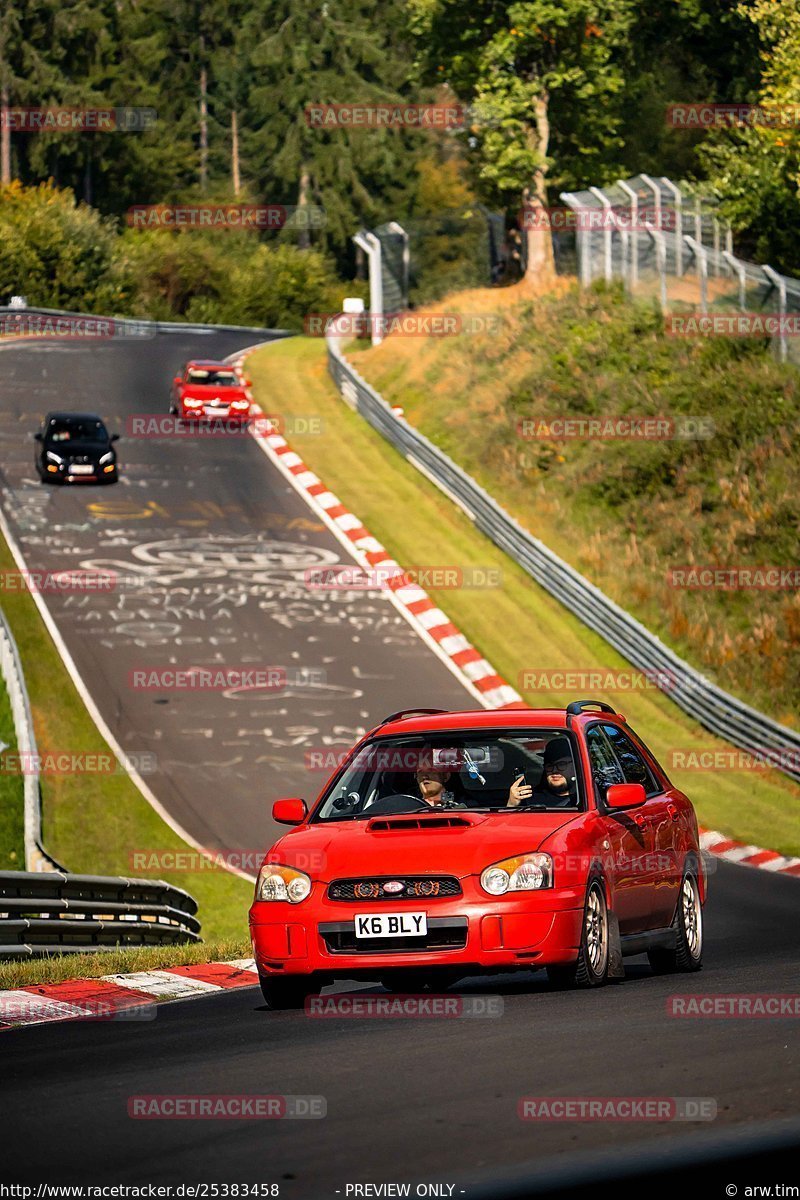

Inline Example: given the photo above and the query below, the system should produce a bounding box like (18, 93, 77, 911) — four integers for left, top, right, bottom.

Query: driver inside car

(415, 765, 534, 808)
(415, 766, 466, 809)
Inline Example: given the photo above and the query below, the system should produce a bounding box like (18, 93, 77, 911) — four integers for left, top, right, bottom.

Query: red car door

(584, 725, 655, 934)
(601, 722, 680, 930)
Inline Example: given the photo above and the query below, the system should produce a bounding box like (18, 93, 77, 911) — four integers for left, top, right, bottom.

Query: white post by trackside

(352, 230, 384, 347)
(722, 251, 747, 312)
(660, 177, 683, 278)
(617, 179, 639, 292)
(589, 186, 614, 284)
(762, 265, 788, 363)
(684, 236, 708, 314)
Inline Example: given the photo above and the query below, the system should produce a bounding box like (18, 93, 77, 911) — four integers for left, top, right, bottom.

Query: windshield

(45, 418, 107, 443)
(314, 730, 582, 821)
(186, 368, 239, 386)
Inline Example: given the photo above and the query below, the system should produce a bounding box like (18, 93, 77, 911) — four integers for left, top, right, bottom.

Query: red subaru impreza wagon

(249, 701, 706, 1008)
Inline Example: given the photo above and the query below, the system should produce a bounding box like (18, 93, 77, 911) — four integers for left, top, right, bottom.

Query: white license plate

(205, 406, 229, 416)
(69, 465, 94, 475)
(354, 911, 427, 939)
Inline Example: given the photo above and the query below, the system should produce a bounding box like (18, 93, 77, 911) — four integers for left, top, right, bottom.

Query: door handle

(633, 812, 647, 829)
(667, 804, 679, 822)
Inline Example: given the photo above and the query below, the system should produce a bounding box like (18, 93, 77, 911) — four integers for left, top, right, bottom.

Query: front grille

(328, 876, 461, 902)
(69, 455, 90, 465)
(320, 917, 467, 955)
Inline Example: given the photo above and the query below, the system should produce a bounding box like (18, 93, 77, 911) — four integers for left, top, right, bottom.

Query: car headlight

(99, 451, 114, 465)
(255, 863, 312, 904)
(46, 450, 64, 464)
(183, 397, 203, 407)
(480, 852, 553, 895)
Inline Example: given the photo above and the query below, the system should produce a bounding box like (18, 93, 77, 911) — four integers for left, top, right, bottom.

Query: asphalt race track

(0, 329, 798, 1195)
(0, 329, 472, 857)
(2, 860, 799, 1192)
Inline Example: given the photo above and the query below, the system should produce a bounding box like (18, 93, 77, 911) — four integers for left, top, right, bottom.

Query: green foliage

(0, 182, 349, 328)
(0, 181, 119, 310)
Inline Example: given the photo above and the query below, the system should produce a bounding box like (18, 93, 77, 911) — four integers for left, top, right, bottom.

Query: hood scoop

(367, 815, 473, 832)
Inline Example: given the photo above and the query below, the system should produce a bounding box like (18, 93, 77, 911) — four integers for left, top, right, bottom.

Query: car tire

(648, 872, 703, 974)
(547, 879, 609, 989)
(258, 972, 315, 1010)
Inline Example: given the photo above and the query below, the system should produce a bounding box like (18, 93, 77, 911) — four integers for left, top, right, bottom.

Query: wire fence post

(617, 180, 639, 292)
(722, 251, 747, 311)
(762, 265, 788, 363)
(560, 193, 591, 286)
(661, 177, 683, 277)
(684, 236, 708, 313)
(589, 186, 613, 283)
(650, 230, 668, 310)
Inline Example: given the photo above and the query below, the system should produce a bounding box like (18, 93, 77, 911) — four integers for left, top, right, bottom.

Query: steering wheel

(364, 794, 429, 815)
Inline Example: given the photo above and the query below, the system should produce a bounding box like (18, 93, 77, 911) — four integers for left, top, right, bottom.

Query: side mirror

(245, 377, 253, 386)
(272, 797, 307, 825)
(173, 375, 182, 386)
(110, 433, 120, 443)
(34, 432, 43, 442)
(606, 782, 646, 810)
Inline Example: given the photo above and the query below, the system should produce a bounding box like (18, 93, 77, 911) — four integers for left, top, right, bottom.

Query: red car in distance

(249, 701, 706, 1008)
(169, 360, 253, 421)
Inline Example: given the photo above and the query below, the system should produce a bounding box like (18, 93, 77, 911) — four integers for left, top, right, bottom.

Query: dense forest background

(1, 0, 798, 323)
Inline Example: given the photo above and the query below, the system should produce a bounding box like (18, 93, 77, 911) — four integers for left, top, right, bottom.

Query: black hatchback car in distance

(35, 412, 120, 484)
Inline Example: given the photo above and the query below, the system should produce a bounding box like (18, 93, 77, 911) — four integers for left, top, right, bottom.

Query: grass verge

(247, 335, 800, 856)
(0, 668, 24, 869)
(0, 532, 252, 944)
(0, 938, 251, 991)
(349, 281, 800, 726)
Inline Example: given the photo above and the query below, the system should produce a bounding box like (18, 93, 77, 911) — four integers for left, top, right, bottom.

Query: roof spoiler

(565, 699, 625, 725)
(379, 707, 450, 726)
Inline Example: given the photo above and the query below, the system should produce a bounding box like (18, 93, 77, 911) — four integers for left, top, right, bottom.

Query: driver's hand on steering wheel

(507, 774, 532, 807)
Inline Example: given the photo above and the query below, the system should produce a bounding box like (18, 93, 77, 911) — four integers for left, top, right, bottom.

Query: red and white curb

(228, 348, 519, 710)
(700, 829, 800, 876)
(0, 958, 259, 1030)
(228, 345, 800, 881)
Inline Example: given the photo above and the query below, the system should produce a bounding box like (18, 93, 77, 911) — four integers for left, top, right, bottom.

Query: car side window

(601, 724, 659, 795)
(585, 725, 625, 799)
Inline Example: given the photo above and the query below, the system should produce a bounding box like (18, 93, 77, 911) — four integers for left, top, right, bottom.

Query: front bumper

(249, 883, 584, 979)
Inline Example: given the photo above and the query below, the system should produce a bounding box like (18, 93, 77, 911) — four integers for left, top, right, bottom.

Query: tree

(239, 0, 419, 259)
(701, 0, 800, 272)
(410, 0, 635, 282)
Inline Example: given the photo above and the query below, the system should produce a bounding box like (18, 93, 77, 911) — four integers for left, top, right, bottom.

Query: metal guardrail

(326, 330, 800, 786)
(0, 303, 291, 340)
(0, 870, 201, 958)
(0, 607, 63, 871)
